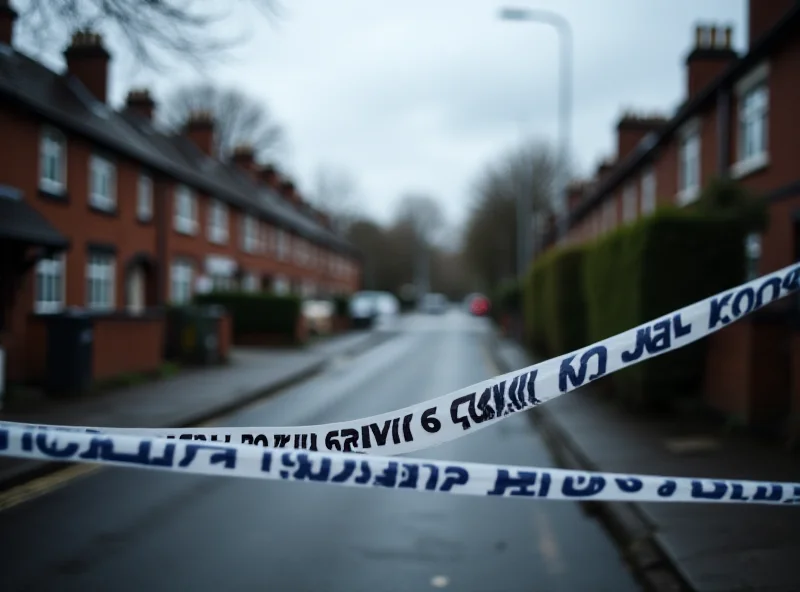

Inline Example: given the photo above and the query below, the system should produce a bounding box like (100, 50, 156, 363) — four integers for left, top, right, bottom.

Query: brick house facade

(0, 7, 361, 388)
(550, 1, 800, 434)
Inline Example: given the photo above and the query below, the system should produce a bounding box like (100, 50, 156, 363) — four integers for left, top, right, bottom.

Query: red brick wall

(92, 316, 164, 381)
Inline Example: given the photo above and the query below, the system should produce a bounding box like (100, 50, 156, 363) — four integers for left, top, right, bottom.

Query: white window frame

(39, 126, 67, 194)
(207, 199, 228, 244)
(640, 167, 656, 216)
(277, 229, 290, 261)
(677, 119, 701, 205)
(733, 61, 770, 179)
(622, 182, 637, 223)
(241, 213, 258, 253)
(34, 254, 66, 314)
(86, 252, 116, 311)
(89, 155, 116, 211)
(174, 185, 198, 235)
(243, 273, 259, 293)
(273, 275, 290, 295)
(170, 260, 194, 304)
(137, 174, 153, 221)
(602, 198, 616, 232)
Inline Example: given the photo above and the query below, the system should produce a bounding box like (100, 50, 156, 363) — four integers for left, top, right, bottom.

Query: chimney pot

(231, 144, 259, 179)
(125, 88, 156, 120)
(260, 164, 280, 189)
(0, 0, 18, 46)
(723, 26, 732, 49)
(64, 28, 110, 103)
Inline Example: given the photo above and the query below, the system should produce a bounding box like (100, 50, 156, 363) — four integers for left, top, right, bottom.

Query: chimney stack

(125, 88, 156, 121)
(260, 164, 281, 190)
(566, 181, 586, 214)
(279, 179, 302, 207)
(184, 110, 215, 157)
(616, 111, 667, 161)
(231, 144, 259, 178)
(0, 0, 17, 46)
(596, 159, 615, 182)
(64, 30, 111, 103)
(685, 24, 737, 98)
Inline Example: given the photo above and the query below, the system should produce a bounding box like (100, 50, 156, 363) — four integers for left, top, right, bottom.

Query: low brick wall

(92, 313, 165, 381)
(217, 313, 232, 361)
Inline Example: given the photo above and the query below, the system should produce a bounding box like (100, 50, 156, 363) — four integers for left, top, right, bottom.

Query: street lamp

(499, 6, 573, 265)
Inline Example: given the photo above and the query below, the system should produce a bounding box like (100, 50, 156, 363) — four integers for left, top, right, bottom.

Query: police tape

(2, 263, 799, 458)
(0, 422, 798, 505)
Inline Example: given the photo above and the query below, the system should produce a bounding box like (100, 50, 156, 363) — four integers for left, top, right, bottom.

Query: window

(737, 85, 769, 168)
(40, 126, 66, 194)
(745, 234, 761, 281)
(602, 198, 616, 232)
(86, 252, 115, 311)
(622, 183, 637, 222)
(34, 255, 65, 314)
(211, 274, 234, 292)
(273, 275, 290, 295)
(137, 174, 153, 221)
(208, 200, 228, 244)
(174, 185, 197, 234)
(241, 214, 257, 253)
(640, 167, 656, 216)
(89, 155, 116, 211)
(678, 123, 701, 203)
(170, 260, 194, 304)
(243, 273, 259, 293)
(277, 229, 290, 260)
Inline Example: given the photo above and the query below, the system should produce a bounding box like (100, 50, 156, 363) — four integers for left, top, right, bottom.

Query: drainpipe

(155, 177, 168, 307)
(717, 87, 732, 177)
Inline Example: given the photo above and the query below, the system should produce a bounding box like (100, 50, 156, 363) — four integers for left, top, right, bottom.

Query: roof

(0, 45, 358, 257)
(0, 185, 69, 250)
(569, 2, 800, 227)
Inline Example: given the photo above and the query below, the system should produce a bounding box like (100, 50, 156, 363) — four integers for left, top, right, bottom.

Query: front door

(127, 266, 145, 314)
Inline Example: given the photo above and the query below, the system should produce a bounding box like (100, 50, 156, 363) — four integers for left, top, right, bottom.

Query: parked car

(421, 293, 448, 314)
(464, 293, 490, 317)
(349, 291, 400, 329)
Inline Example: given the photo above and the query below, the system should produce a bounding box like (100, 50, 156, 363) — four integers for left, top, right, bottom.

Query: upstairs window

(137, 174, 153, 221)
(622, 182, 637, 222)
(738, 85, 769, 165)
(678, 121, 701, 204)
(208, 200, 228, 244)
(174, 185, 197, 235)
(277, 229, 290, 260)
(89, 155, 116, 211)
(640, 167, 656, 215)
(241, 214, 258, 253)
(40, 126, 67, 194)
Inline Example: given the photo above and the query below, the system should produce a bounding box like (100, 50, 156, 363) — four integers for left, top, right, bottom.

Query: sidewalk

(0, 329, 392, 491)
(490, 333, 800, 592)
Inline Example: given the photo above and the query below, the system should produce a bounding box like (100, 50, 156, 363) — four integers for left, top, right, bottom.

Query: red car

(466, 293, 490, 316)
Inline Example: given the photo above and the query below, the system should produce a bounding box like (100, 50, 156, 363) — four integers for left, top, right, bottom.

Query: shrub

(194, 292, 301, 338)
(332, 294, 350, 318)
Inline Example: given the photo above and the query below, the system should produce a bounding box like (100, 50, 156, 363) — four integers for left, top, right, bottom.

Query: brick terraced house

(549, 1, 800, 433)
(0, 5, 361, 390)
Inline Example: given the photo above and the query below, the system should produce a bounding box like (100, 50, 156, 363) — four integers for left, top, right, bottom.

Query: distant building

(0, 6, 361, 386)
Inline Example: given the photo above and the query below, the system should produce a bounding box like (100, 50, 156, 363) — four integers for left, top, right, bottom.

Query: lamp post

(499, 7, 573, 257)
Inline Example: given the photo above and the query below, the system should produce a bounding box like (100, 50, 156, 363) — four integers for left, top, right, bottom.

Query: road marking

(534, 509, 566, 576)
(0, 417, 222, 513)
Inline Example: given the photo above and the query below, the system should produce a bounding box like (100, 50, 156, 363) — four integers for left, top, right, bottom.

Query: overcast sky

(23, 0, 747, 228)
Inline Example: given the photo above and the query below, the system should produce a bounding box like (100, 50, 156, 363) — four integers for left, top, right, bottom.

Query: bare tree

(309, 165, 361, 235)
(393, 193, 446, 248)
(13, 0, 281, 70)
(462, 139, 558, 290)
(160, 83, 284, 160)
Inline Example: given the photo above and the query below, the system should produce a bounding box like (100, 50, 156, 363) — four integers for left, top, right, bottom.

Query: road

(0, 311, 641, 592)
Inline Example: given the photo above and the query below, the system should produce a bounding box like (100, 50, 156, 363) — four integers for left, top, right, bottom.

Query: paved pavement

(0, 311, 641, 592)
(0, 329, 391, 490)
(491, 332, 800, 592)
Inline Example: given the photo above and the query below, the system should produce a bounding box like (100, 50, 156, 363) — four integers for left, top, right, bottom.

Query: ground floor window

(171, 260, 194, 304)
(34, 255, 65, 313)
(745, 233, 761, 281)
(242, 273, 259, 293)
(273, 275, 290, 296)
(86, 252, 115, 311)
(211, 273, 235, 292)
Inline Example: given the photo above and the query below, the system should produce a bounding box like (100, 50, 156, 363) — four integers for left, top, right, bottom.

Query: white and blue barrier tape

(1, 263, 799, 505)
(0, 422, 798, 505)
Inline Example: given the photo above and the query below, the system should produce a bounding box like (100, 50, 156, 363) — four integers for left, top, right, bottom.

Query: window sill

(676, 187, 700, 206)
(209, 236, 228, 245)
(89, 202, 118, 217)
(731, 153, 769, 180)
(136, 214, 153, 225)
(174, 226, 197, 237)
(39, 187, 69, 202)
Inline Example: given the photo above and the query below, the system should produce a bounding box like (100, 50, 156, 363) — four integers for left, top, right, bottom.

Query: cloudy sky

(23, 0, 747, 228)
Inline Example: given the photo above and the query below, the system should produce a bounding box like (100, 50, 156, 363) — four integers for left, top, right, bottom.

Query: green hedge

(332, 294, 350, 318)
(524, 245, 588, 357)
(584, 208, 747, 408)
(194, 292, 301, 337)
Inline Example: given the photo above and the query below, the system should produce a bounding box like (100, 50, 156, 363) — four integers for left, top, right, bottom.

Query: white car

(349, 291, 399, 329)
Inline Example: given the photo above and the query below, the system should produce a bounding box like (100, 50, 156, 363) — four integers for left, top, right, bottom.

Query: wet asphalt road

(0, 311, 641, 592)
